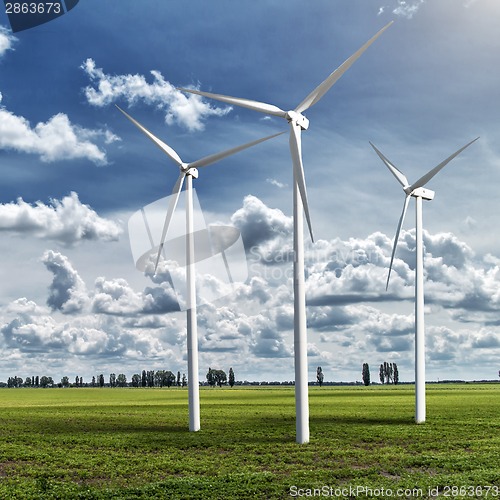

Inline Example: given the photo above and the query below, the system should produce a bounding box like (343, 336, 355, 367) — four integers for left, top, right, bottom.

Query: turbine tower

(179, 21, 393, 444)
(370, 137, 478, 423)
(117, 105, 283, 431)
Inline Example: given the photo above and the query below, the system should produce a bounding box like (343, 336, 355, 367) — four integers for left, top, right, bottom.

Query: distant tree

(7, 377, 21, 388)
(317, 367, 324, 387)
(207, 367, 215, 387)
(131, 374, 141, 388)
(228, 367, 235, 388)
(141, 370, 147, 388)
(154, 370, 165, 387)
(31, 376, 35, 386)
(380, 362, 398, 385)
(61, 376, 70, 388)
(206, 368, 227, 387)
(177, 371, 181, 387)
(147, 371, 155, 388)
(117, 374, 127, 387)
(24, 377, 32, 387)
(393, 364, 399, 385)
(75, 376, 79, 387)
(40, 376, 53, 388)
(35, 375, 39, 387)
(99, 374, 105, 388)
(91, 376, 96, 388)
(109, 373, 116, 388)
(165, 371, 176, 388)
(182, 373, 187, 387)
(216, 370, 227, 387)
(383, 362, 391, 384)
(362, 363, 371, 386)
(80, 377, 83, 387)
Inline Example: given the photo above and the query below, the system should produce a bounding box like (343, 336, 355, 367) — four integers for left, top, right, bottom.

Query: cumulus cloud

(81, 59, 231, 132)
(0, 98, 118, 164)
(1, 195, 499, 382)
(42, 251, 89, 314)
(0, 26, 16, 57)
(231, 194, 293, 256)
(0, 305, 169, 359)
(0, 192, 122, 245)
(92, 276, 179, 316)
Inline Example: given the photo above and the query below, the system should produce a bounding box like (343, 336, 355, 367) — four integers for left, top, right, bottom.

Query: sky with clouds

(0, 0, 499, 385)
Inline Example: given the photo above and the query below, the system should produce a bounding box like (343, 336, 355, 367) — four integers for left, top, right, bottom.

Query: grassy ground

(0, 384, 498, 499)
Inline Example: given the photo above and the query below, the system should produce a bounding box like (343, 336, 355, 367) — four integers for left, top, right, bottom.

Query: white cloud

(0, 99, 118, 164)
(42, 250, 89, 314)
(81, 59, 231, 132)
(0, 26, 16, 58)
(392, 0, 425, 18)
(266, 178, 286, 189)
(231, 194, 293, 254)
(92, 276, 179, 316)
(0, 192, 122, 245)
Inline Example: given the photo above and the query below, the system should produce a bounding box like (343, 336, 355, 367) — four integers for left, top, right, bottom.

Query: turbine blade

(295, 21, 394, 113)
(189, 131, 285, 169)
(289, 122, 314, 242)
(386, 194, 410, 290)
(155, 172, 186, 273)
(177, 87, 287, 118)
(370, 141, 409, 187)
(409, 137, 479, 191)
(116, 105, 183, 166)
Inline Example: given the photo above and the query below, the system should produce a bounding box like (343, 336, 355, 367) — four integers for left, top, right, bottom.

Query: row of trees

(379, 362, 399, 385)
(5, 365, 409, 388)
(5, 369, 236, 389)
(5, 371, 187, 389)
(7, 376, 56, 388)
(361, 362, 400, 386)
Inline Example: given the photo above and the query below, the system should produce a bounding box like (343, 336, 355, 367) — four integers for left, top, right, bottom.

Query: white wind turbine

(370, 137, 479, 423)
(179, 21, 393, 444)
(117, 105, 283, 432)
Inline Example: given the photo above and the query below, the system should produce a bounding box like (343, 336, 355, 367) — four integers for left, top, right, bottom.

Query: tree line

(4, 364, 404, 389)
(3, 368, 237, 389)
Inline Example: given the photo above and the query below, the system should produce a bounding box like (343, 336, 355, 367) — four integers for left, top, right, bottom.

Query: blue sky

(0, 0, 499, 385)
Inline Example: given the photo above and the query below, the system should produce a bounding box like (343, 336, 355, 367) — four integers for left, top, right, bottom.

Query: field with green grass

(0, 384, 498, 499)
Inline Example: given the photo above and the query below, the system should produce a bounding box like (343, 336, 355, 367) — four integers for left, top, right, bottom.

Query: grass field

(0, 384, 498, 499)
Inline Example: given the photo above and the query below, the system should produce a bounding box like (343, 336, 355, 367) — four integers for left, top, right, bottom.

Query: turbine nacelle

(286, 111, 309, 130)
(406, 186, 434, 201)
(182, 165, 199, 178)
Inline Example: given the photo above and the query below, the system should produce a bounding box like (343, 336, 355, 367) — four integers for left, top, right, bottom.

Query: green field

(0, 384, 498, 499)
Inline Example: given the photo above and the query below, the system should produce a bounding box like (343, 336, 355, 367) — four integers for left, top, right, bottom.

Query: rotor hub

(286, 110, 309, 130)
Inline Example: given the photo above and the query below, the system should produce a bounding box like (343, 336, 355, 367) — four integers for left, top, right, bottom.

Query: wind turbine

(117, 105, 283, 432)
(178, 21, 393, 444)
(370, 137, 479, 423)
